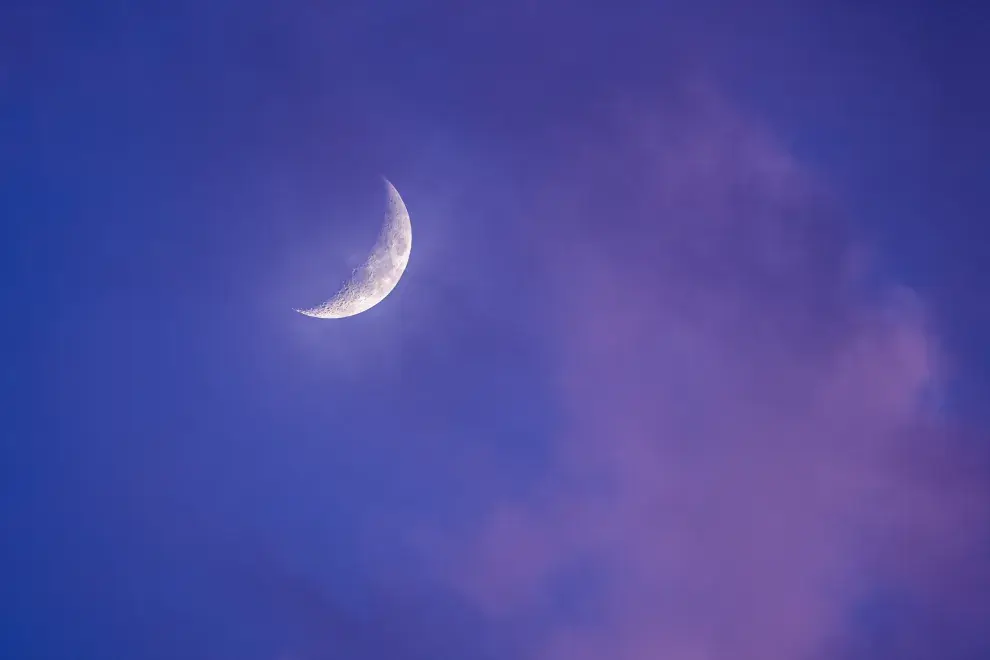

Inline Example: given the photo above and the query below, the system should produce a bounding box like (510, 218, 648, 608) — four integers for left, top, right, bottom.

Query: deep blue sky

(2, 1, 989, 659)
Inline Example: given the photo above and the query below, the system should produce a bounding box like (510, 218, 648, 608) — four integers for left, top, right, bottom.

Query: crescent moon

(295, 178, 412, 319)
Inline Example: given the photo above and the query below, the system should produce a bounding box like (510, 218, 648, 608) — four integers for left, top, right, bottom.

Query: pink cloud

(425, 92, 990, 659)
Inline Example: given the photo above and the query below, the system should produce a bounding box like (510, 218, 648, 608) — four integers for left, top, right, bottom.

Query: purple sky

(3, 1, 989, 659)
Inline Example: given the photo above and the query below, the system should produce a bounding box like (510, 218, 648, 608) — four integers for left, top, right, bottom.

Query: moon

(295, 178, 412, 319)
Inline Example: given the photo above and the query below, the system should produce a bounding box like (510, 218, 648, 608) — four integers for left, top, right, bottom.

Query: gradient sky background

(3, 1, 989, 659)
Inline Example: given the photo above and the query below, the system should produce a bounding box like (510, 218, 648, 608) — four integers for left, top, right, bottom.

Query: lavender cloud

(420, 91, 990, 660)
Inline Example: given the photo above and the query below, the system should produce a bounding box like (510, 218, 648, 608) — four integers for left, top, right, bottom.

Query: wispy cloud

(420, 89, 990, 660)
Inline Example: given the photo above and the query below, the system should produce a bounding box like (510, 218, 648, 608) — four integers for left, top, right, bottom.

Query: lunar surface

(296, 179, 411, 319)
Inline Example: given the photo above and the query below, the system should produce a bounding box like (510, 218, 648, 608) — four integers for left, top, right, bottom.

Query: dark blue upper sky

(2, 1, 988, 659)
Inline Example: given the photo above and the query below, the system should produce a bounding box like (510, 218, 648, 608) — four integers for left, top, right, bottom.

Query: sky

(2, 1, 989, 659)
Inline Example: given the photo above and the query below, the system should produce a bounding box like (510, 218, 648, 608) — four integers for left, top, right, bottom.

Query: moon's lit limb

(295, 179, 412, 319)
